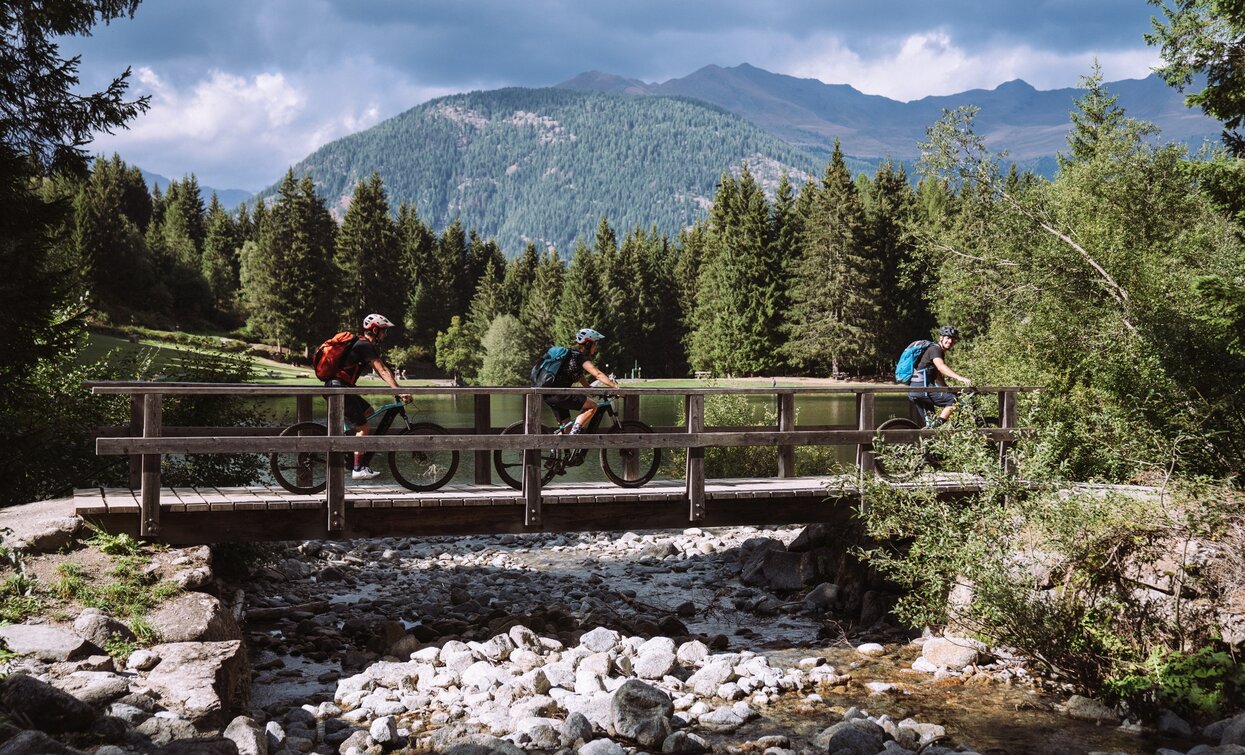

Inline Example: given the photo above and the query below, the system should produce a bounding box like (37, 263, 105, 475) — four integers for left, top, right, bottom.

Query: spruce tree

(785, 142, 883, 375)
(74, 155, 153, 311)
(866, 160, 930, 364)
(502, 241, 540, 315)
(554, 239, 607, 350)
(336, 173, 404, 333)
(518, 248, 564, 362)
(201, 193, 243, 314)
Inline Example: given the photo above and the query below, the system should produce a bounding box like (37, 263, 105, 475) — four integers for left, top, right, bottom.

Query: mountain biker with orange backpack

(318, 313, 412, 479)
(907, 325, 972, 427)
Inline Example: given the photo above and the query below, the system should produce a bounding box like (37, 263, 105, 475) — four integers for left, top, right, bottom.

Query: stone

(611, 679, 673, 748)
(147, 592, 243, 643)
(855, 643, 886, 657)
(0, 623, 94, 662)
(0, 673, 95, 733)
(805, 582, 840, 608)
(1064, 694, 1120, 724)
(580, 627, 620, 653)
(50, 671, 131, 706)
(560, 711, 594, 746)
(127, 648, 161, 671)
(1157, 709, 1193, 738)
(698, 704, 748, 732)
(686, 660, 735, 696)
(4, 516, 81, 553)
(813, 718, 887, 755)
(676, 640, 709, 666)
(149, 738, 241, 754)
(1225, 712, 1245, 746)
(741, 549, 814, 591)
(222, 715, 266, 755)
(579, 739, 627, 755)
(144, 641, 249, 727)
(370, 715, 399, 745)
(0, 730, 87, 754)
(662, 729, 709, 753)
(72, 608, 134, 648)
(921, 637, 983, 670)
(135, 714, 199, 746)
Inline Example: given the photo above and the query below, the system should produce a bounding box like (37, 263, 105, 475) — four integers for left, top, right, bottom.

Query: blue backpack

(531, 346, 571, 387)
(894, 339, 933, 384)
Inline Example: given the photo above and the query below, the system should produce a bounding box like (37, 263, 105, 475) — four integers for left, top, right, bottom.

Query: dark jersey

(914, 343, 946, 385)
(335, 337, 381, 386)
(553, 349, 589, 388)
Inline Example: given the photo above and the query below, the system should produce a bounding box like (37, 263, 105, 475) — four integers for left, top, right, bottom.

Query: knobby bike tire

(493, 421, 558, 491)
(872, 417, 928, 481)
(388, 422, 460, 492)
(600, 420, 661, 488)
(270, 421, 329, 494)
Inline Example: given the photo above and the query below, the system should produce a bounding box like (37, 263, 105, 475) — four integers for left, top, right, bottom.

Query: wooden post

(296, 395, 313, 489)
(777, 392, 795, 478)
(622, 394, 639, 480)
(128, 395, 142, 489)
(140, 394, 162, 537)
(326, 394, 345, 533)
(686, 394, 705, 522)
(999, 389, 1018, 476)
(523, 393, 542, 527)
(474, 393, 492, 485)
(856, 392, 876, 476)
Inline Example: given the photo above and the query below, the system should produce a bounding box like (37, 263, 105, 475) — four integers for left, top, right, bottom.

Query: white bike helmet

(363, 313, 395, 332)
(575, 327, 605, 344)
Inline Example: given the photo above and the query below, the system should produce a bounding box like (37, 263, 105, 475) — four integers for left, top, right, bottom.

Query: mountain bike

(269, 397, 459, 494)
(493, 395, 660, 489)
(872, 390, 993, 480)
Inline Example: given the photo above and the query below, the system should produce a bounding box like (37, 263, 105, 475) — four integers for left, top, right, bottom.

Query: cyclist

(326, 313, 412, 480)
(908, 325, 972, 428)
(545, 328, 619, 436)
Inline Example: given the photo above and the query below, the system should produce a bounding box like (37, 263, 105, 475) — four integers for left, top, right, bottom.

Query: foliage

(434, 315, 481, 384)
(703, 391, 777, 478)
(1107, 646, 1245, 720)
(477, 314, 529, 386)
(87, 530, 142, 556)
(1147, 0, 1245, 155)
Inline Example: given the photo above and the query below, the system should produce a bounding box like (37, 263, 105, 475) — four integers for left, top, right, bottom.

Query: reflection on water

(247, 390, 914, 487)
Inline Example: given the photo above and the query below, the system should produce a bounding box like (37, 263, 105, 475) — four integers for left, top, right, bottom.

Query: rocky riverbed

(0, 507, 1243, 754)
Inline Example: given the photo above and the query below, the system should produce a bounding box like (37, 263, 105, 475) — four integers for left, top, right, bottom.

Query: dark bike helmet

(938, 325, 960, 339)
(575, 327, 605, 345)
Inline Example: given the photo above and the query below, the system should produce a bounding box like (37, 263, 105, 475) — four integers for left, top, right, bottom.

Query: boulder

(0, 673, 95, 733)
(6, 517, 81, 554)
(1063, 694, 1119, 724)
(149, 738, 241, 754)
(0, 730, 87, 754)
(814, 718, 886, 755)
(0, 623, 94, 662)
(741, 549, 815, 591)
(72, 609, 134, 649)
(145, 641, 249, 727)
(579, 739, 627, 755)
(921, 637, 984, 671)
(1224, 712, 1245, 746)
(147, 593, 242, 643)
(611, 679, 673, 748)
(50, 671, 131, 706)
(222, 715, 266, 755)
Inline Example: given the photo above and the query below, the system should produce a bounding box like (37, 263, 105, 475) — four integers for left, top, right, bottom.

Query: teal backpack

(894, 339, 933, 383)
(531, 346, 571, 387)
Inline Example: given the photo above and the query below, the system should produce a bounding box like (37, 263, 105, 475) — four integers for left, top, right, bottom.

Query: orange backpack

(312, 331, 358, 381)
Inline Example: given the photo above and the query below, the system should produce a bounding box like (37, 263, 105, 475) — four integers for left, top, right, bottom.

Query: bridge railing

(87, 382, 1035, 537)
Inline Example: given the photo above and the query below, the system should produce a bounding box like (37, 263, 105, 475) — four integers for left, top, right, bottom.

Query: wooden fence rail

(87, 382, 1036, 539)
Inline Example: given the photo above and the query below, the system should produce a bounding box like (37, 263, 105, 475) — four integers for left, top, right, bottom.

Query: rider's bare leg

(571, 400, 598, 433)
(354, 422, 371, 468)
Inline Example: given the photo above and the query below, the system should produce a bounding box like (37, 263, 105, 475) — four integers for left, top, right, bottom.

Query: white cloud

(89, 65, 449, 191)
(780, 31, 1162, 101)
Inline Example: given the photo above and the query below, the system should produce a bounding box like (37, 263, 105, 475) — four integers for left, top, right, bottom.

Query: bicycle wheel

(872, 417, 928, 481)
(270, 422, 329, 494)
(600, 420, 661, 488)
(493, 421, 559, 491)
(389, 422, 460, 491)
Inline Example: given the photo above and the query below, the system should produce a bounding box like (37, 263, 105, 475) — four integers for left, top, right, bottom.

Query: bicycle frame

(551, 395, 621, 434)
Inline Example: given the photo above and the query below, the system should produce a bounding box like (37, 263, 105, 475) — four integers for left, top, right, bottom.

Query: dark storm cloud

(56, 0, 1161, 190)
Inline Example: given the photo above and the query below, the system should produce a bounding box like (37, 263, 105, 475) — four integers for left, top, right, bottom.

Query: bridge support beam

(326, 394, 345, 532)
(686, 394, 705, 522)
(523, 393, 542, 527)
(856, 392, 875, 476)
(777, 393, 795, 478)
(140, 394, 162, 537)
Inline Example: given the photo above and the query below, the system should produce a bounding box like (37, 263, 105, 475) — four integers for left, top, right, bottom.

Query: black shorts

(544, 394, 587, 421)
(908, 390, 956, 412)
(326, 380, 372, 427)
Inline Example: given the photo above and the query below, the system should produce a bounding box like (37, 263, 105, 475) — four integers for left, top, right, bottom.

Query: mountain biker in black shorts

(908, 325, 973, 427)
(545, 328, 619, 435)
(325, 313, 412, 479)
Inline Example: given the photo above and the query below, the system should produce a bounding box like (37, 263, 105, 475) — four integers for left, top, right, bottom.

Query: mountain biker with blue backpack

(902, 325, 972, 428)
(534, 328, 619, 435)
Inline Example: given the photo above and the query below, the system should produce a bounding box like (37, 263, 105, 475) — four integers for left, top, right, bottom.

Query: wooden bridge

(78, 384, 1029, 544)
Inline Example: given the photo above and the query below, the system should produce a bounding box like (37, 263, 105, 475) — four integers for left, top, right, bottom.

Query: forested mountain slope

(560, 64, 1222, 164)
(280, 87, 830, 254)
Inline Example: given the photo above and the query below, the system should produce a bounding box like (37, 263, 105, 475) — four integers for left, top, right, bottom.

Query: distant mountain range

(558, 64, 1222, 167)
(244, 63, 1221, 254)
(138, 169, 253, 211)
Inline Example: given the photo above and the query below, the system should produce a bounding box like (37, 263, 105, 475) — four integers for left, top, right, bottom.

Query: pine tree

(396, 201, 436, 343)
(241, 171, 337, 353)
(866, 160, 930, 364)
(554, 239, 607, 348)
(467, 256, 507, 337)
(785, 143, 884, 375)
(517, 248, 564, 363)
(336, 173, 404, 333)
(409, 217, 465, 349)
(502, 242, 540, 315)
(74, 155, 153, 311)
(201, 193, 242, 313)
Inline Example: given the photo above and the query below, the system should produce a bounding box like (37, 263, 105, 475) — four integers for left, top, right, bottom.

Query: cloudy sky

(62, 0, 1165, 192)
